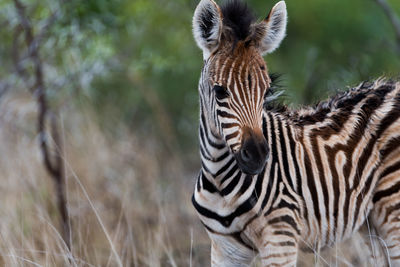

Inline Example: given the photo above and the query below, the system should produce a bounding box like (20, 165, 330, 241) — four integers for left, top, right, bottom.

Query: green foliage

(1, 0, 400, 151)
(266, 0, 400, 104)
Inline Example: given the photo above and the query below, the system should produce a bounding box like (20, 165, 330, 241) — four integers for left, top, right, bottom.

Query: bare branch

(12, 25, 29, 85)
(50, 112, 70, 247)
(36, 10, 59, 42)
(13, 0, 71, 250)
(374, 0, 400, 52)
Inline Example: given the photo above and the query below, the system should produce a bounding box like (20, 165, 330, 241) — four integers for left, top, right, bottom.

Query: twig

(12, 0, 71, 250)
(374, 0, 400, 52)
(50, 113, 70, 247)
(12, 25, 28, 81)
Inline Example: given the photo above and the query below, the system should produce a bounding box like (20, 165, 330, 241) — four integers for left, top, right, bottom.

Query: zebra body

(192, 0, 400, 266)
(195, 78, 400, 266)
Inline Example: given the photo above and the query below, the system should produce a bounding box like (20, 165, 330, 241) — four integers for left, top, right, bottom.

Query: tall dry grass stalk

(0, 92, 384, 266)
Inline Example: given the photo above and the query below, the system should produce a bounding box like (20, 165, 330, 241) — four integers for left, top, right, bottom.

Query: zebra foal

(191, 0, 400, 266)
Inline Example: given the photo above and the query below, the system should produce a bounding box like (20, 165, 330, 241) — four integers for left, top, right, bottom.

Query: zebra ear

(256, 1, 287, 55)
(193, 0, 223, 59)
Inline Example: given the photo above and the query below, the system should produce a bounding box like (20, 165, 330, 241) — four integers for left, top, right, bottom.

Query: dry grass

(0, 92, 209, 266)
(0, 92, 386, 266)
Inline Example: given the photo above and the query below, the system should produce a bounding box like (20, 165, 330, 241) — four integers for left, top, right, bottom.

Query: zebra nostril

(241, 148, 251, 162)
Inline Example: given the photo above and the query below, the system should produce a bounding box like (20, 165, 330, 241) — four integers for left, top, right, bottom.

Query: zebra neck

(263, 111, 301, 194)
(199, 107, 242, 189)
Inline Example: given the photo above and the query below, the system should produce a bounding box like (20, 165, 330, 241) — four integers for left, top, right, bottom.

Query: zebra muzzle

(235, 131, 269, 175)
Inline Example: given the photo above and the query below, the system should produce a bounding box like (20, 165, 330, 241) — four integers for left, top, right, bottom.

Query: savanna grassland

(0, 91, 209, 266)
(0, 92, 385, 267)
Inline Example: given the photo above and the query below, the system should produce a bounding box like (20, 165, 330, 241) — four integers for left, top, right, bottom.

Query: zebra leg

(370, 198, 400, 266)
(208, 232, 255, 267)
(258, 225, 299, 266)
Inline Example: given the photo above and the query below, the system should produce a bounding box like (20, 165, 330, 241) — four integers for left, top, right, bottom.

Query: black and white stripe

(191, 0, 400, 266)
(193, 79, 400, 266)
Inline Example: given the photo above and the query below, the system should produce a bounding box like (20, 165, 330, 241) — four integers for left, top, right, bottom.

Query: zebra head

(193, 0, 287, 175)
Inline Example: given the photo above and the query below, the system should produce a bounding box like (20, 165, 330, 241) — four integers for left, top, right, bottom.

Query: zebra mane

(263, 78, 400, 124)
(292, 78, 398, 126)
(264, 72, 287, 112)
(221, 0, 256, 41)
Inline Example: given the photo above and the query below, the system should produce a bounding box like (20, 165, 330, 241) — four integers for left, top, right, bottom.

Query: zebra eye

(213, 85, 229, 100)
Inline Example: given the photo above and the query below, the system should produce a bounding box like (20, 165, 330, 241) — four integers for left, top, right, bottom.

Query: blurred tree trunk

(12, 0, 71, 250)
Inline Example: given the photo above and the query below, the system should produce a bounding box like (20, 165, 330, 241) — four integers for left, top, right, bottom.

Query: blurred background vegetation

(1, 0, 399, 154)
(0, 0, 399, 266)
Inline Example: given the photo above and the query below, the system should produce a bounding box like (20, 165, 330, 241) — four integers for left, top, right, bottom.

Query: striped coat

(194, 80, 400, 266)
(192, 0, 400, 266)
